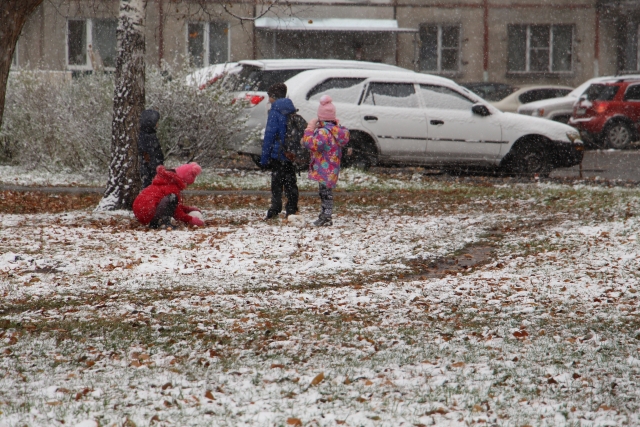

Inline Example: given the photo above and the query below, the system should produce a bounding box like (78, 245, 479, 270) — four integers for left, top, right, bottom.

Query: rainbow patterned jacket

(302, 121, 350, 189)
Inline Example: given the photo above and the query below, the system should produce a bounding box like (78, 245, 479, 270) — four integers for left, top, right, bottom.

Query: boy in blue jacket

(261, 83, 299, 220)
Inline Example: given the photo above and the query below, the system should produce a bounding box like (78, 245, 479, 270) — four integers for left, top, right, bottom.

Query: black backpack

(282, 112, 309, 170)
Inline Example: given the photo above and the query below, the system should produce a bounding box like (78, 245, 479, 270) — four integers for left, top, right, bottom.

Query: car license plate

(576, 108, 586, 115)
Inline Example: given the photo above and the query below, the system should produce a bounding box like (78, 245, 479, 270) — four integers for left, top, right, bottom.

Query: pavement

(551, 150, 640, 182)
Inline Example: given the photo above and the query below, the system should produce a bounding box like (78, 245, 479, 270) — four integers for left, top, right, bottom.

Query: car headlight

(566, 131, 582, 143)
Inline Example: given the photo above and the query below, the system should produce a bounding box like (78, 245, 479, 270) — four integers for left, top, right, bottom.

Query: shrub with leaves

(0, 67, 249, 172)
(146, 67, 249, 166)
(0, 70, 113, 171)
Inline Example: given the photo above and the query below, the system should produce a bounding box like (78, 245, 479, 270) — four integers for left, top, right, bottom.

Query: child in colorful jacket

(302, 95, 350, 226)
(133, 163, 204, 229)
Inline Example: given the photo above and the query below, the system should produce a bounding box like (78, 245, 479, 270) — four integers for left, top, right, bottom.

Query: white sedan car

(236, 69, 584, 175)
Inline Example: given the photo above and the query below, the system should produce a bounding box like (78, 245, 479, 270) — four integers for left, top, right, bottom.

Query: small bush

(0, 70, 113, 171)
(0, 66, 249, 172)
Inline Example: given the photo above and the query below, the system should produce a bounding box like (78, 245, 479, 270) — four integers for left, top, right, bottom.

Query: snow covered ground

(1, 168, 640, 427)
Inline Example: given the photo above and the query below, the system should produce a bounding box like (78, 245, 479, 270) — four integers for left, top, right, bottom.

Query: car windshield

(583, 84, 620, 101)
(463, 84, 517, 102)
(228, 66, 304, 92)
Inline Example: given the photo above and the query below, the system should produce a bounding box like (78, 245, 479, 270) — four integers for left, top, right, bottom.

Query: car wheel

(345, 138, 377, 171)
(511, 144, 551, 177)
(605, 122, 633, 149)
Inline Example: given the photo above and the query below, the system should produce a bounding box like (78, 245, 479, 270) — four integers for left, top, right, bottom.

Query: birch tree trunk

(97, 0, 147, 211)
(0, 0, 44, 130)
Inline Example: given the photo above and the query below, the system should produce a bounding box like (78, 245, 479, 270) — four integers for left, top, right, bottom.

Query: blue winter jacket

(261, 98, 297, 166)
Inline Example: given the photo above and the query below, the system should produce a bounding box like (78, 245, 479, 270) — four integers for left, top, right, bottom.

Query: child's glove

(306, 118, 318, 132)
(187, 215, 204, 227)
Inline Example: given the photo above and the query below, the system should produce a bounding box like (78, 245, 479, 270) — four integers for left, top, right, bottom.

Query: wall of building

(10, 0, 638, 88)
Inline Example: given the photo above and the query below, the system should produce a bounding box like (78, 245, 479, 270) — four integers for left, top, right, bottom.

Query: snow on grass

(1, 177, 640, 426)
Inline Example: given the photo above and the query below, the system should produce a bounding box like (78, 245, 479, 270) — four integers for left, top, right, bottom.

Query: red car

(570, 77, 640, 149)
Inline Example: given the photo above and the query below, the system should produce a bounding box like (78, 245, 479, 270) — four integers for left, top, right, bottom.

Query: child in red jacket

(133, 163, 204, 229)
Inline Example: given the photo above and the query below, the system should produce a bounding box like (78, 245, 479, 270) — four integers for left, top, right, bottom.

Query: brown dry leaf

(451, 362, 465, 368)
(46, 401, 62, 406)
(343, 376, 351, 385)
(161, 382, 172, 390)
(56, 387, 70, 393)
(86, 360, 95, 368)
(364, 380, 374, 386)
(150, 414, 160, 423)
(204, 390, 215, 400)
(547, 377, 558, 384)
(599, 404, 614, 411)
(286, 418, 302, 426)
(472, 404, 483, 412)
(271, 364, 285, 369)
(311, 372, 325, 386)
(513, 330, 529, 338)
(130, 360, 141, 367)
(573, 373, 581, 379)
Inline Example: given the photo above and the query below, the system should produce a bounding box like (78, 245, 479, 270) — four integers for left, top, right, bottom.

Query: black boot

(313, 215, 332, 227)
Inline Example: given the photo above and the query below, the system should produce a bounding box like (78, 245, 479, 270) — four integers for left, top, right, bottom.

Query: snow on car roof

(237, 59, 410, 72)
(284, 68, 471, 94)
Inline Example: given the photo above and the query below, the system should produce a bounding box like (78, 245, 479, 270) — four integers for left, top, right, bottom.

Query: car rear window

(229, 66, 304, 92)
(306, 78, 366, 103)
(583, 84, 620, 101)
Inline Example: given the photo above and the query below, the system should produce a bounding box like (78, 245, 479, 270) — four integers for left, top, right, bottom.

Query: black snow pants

(268, 160, 299, 217)
(149, 194, 178, 228)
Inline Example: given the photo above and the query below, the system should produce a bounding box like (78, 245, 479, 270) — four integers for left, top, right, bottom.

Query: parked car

(491, 85, 573, 113)
(570, 76, 640, 149)
(186, 62, 240, 89)
(227, 59, 413, 159)
(461, 82, 517, 102)
(235, 68, 584, 176)
(517, 75, 640, 124)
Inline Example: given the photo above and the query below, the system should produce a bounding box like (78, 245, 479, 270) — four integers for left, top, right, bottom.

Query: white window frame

(510, 24, 573, 74)
(66, 18, 117, 71)
(186, 21, 231, 67)
(636, 24, 640, 71)
(419, 24, 461, 74)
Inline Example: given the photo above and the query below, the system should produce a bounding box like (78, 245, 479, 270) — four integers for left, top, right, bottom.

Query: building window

(67, 18, 117, 70)
(620, 22, 640, 72)
(507, 24, 573, 73)
(419, 24, 460, 73)
(187, 22, 229, 68)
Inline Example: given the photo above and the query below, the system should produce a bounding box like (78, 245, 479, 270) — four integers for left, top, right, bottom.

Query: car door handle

(430, 120, 444, 125)
(364, 115, 378, 121)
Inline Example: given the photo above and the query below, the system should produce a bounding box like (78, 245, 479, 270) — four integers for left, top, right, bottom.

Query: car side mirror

(472, 104, 491, 117)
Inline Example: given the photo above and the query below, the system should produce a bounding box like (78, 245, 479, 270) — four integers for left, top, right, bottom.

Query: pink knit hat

(175, 162, 202, 185)
(317, 95, 337, 121)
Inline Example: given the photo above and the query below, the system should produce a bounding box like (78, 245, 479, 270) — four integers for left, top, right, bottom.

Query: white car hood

(500, 112, 577, 141)
(517, 95, 577, 113)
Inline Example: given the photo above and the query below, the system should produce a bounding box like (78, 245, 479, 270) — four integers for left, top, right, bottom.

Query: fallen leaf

(451, 362, 465, 368)
(311, 372, 324, 385)
(161, 382, 172, 390)
(547, 377, 558, 384)
(513, 330, 529, 338)
(205, 390, 215, 400)
(271, 363, 285, 369)
(286, 417, 302, 426)
(473, 404, 483, 412)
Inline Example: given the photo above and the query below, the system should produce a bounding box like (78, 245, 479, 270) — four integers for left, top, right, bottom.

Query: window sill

(506, 71, 574, 79)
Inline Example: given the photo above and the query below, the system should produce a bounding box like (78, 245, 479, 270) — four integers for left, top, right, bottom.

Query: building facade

(10, 0, 640, 87)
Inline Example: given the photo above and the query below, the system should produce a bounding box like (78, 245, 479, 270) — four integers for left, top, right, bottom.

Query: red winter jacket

(133, 166, 197, 225)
